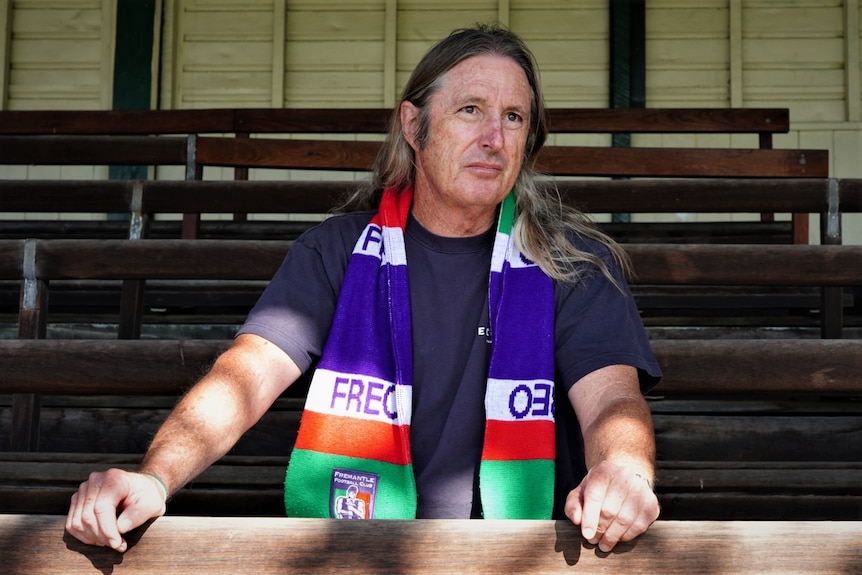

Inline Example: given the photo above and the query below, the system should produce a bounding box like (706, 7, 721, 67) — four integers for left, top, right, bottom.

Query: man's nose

(480, 116, 504, 150)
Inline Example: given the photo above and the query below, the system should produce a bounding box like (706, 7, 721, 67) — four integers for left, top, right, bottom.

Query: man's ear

(400, 100, 420, 151)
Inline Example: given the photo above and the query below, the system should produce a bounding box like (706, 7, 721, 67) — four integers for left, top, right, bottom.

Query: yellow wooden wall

(2, 0, 114, 110)
(1, 0, 861, 242)
(0, 0, 116, 210)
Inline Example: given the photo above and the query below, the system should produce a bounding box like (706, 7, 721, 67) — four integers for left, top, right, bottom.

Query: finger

(66, 480, 102, 546)
(595, 487, 636, 552)
(70, 470, 126, 551)
(91, 471, 131, 551)
(616, 489, 661, 545)
(65, 489, 82, 535)
(564, 486, 585, 527)
(578, 472, 611, 543)
(93, 494, 127, 552)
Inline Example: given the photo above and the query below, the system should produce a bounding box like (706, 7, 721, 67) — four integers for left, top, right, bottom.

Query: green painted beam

(110, 0, 157, 183)
(609, 0, 645, 223)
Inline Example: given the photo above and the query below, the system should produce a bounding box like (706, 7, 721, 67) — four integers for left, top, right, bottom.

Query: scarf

(284, 186, 556, 519)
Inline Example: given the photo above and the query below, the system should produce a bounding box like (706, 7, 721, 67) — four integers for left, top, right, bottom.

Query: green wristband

(142, 471, 169, 501)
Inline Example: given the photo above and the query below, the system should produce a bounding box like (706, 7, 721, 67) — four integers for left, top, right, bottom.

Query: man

(335, 484, 367, 520)
(66, 25, 661, 554)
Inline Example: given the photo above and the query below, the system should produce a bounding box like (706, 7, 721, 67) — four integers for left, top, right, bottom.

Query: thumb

(116, 476, 167, 535)
(116, 505, 153, 535)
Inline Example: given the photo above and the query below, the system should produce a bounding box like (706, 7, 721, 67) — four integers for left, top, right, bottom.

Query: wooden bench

(0, 107, 851, 524)
(1, 239, 859, 520)
(2, 177, 856, 343)
(0, 107, 832, 338)
(1, 515, 860, 574)
(0, 106, 824, 243)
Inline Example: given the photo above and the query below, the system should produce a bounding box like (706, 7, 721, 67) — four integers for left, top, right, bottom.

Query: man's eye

(463, 105, 476, 114)
(506, 112, 522, 123)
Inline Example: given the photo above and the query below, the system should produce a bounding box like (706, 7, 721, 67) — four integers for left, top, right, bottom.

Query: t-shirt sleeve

(235, 215, 362, 373)
(555, 244, 662, 395)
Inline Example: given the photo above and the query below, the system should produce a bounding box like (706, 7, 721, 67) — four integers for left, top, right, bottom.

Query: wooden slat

(657, 494, 862, 522)
(194, 136, 380, 171)
(557, 178, 831, 213)
(1, 338, 859, 396)
(627, 244, 862, 286)
(0, 239, 25, 278)
(192, 138, 828, 178)
(0, 180, 135, 213)
(658, 461, 862, 490)
(33, 239, 289, 280)
(0, 136, 188, 166)
(236, 108, 790, 135)
(840, 178, 862, 211)
(0, 339, 230, 395)
(650, 339, 862, 395)
(654, 415, 862, 462)
(141, 180, 352, 214)
(0, 177, 834, 217)
(0, 515, 859, 575)
(234, 108, 392, 133)
(535, 147, 828, 178)
(0, 107, 790, 136)
(0, 109, 236, 135)
(546, 108, 789, 134)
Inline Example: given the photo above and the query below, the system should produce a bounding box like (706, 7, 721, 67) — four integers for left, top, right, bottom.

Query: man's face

(402, 54, 532, 235)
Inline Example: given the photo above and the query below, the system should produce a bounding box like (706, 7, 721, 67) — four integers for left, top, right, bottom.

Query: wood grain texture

(1, 338, 859, 396)
(0, 515, 859, 575)
(0, 108, 787, 136)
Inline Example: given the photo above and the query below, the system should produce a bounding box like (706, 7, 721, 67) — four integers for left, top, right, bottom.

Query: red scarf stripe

(293, 411, 412, 465)
(479, 419, 556, 461)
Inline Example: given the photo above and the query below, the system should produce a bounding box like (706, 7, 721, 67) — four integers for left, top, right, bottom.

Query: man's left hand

(564, 460, 660, 552)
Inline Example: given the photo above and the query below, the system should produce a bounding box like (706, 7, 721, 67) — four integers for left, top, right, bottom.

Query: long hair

(340, 24, 630, 286)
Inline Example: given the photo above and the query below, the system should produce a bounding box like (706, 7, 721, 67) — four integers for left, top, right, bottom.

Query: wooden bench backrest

(0, 177, 844, 216)
(0, 135, 188, 167)
(9, 239, 854, 286)
(190, 135, 826, 178)
(2, 337, 859, 397)
(0, 177, 848, 244)
(0, 106, 819, 242)
(0, 107, 789, 136)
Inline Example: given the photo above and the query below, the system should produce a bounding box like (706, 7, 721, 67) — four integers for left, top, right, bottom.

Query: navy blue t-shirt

(238, 211, 661, 518)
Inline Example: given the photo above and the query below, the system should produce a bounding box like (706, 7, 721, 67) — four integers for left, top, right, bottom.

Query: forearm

(569, 364, 656, 483)
(581, 394, 656, 483)
(140, 334, 300, 496)
(139, 378, 247, 496)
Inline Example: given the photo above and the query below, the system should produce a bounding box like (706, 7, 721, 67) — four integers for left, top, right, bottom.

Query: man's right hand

(65, 468, 168, 553)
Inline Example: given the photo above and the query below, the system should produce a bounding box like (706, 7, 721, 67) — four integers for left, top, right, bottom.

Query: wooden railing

(1, 515, 860, 574)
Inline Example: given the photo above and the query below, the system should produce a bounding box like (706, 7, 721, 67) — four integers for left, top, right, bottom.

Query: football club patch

(330, 468, 379, 519)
